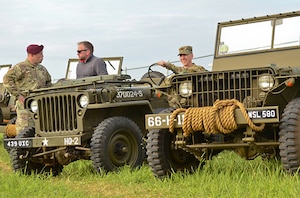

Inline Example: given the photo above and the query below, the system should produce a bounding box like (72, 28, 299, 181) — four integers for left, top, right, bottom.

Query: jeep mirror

(65, 57, 123, 79)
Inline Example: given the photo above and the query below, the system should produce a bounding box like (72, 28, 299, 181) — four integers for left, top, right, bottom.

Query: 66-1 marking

(147, 114, 184, 127)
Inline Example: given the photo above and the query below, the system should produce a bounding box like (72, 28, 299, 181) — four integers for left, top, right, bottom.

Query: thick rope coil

(6, 124, 17, 138)
(169, 108, 186, 133)
(169, 99, 265, 137)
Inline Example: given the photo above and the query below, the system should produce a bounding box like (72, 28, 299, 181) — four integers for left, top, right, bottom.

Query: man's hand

(157, 60, 168, 67)
(18, 95, 25, 104)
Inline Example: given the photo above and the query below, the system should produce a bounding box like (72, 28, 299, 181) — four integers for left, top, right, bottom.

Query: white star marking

(42, 138, 49, 146)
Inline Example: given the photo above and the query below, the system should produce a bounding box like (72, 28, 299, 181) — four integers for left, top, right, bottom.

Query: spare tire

(140, 71, 165, 80)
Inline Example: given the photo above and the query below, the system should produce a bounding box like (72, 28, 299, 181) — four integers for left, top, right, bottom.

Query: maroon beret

(26, 44, 44, 54)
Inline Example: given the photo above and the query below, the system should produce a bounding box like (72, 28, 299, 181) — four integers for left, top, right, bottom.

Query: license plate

(146, 106, 279, 129)
(4, 138, 33, 149)
(146, 113, 184, 129)
(247, 108, 277, 119)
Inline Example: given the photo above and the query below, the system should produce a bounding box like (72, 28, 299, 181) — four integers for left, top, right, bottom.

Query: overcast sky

(1, 0, 300, 81)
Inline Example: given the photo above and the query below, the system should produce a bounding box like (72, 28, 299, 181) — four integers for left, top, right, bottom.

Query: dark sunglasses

(77, 49, 88, 53)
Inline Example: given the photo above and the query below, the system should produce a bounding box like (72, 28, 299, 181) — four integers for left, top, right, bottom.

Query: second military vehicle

(145, 10, 300, 178)
(0, 64, 16, 132)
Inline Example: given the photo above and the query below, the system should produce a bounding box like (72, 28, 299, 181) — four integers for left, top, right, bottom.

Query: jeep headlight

(79, 95, 89, 108)
(179, 82, 193, 97)
(258, 75, 274, 91)
(30, 100, 38, 113)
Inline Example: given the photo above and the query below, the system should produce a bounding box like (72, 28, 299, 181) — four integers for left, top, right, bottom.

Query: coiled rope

(169, 99, 265, 137)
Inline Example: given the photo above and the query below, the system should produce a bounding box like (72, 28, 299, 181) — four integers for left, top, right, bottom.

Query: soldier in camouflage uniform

(157, 45, 208, 74)
(3, 44, 52, 135)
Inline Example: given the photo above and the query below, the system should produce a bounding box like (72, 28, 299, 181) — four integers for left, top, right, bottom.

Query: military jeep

(0, 64, 16, 130)
(145, 10, 300, 178)
(3, 56, 168, 175)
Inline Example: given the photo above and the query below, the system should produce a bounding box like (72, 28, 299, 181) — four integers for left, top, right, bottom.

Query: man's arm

(95, 58, 108, 75)
(157, 61, 180, 74)
(3, 66, 21, 97)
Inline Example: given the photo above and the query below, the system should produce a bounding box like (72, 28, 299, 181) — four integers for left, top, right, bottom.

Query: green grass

(1, 133, 300, 198)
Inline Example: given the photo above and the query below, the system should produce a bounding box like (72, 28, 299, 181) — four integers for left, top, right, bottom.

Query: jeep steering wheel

(146, 63, 166, 86)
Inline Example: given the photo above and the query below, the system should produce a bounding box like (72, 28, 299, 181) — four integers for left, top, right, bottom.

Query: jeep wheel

(90, 116, 145, 172)
(146, 128, 200, 178)
(10, 126, 63, 176)
(279, 97, 300, 174)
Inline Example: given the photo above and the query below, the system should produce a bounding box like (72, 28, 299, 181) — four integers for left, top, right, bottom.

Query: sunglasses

(77, 49, 88, 53)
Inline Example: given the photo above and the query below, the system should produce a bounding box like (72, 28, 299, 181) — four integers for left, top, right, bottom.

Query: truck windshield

(218, 16, 300, 55)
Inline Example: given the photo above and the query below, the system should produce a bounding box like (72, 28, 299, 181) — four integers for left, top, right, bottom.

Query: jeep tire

(146, 108, 200, 178)
(90, 116, 145, 172)
(10, 126, 63, 175)
(147, 128, 201, 178)
(279, 97, 300, 173)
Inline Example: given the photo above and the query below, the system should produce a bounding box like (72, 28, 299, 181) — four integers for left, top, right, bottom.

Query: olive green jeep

(3, 57, 168, 175)
(145, 11, 300, 178)
(0, 64, 16, 130)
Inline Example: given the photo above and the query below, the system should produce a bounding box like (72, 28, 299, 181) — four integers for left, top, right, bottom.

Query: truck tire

(90, 116, 145, 172)
(279, 97, 300, 173)
(146, 108, 200, 178)
(10, 126, 63, 175)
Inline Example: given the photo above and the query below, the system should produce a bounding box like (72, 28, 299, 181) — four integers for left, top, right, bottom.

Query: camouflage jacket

(165, 63, 207, 74)
(3, 59, 52, 97)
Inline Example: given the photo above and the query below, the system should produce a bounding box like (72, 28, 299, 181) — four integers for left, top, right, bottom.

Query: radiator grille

(171, 68, 275, 107)
(37, 94, 78, 132)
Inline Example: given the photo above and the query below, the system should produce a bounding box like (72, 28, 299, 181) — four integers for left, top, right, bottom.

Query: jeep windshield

(219, 17, 300, 54)
(213, 11, 300, 71)
(0, 65, 11, 83)
(65, 56, 123, 79)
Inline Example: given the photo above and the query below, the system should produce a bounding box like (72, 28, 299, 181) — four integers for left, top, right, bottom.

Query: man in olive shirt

(157, 45, 207, 74)
(3, 44, 52, 135)
(76, 41, 108, 78)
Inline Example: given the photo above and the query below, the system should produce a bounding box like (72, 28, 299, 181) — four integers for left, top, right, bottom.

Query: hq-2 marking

(64, 137, 79, 145)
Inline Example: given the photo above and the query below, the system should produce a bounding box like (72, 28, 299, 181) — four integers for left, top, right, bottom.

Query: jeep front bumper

(145, 106, 279, 130)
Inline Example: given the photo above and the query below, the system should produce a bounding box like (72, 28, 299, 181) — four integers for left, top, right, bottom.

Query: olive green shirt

(3, 59, 52, 97)
(165, 62, 207, 74)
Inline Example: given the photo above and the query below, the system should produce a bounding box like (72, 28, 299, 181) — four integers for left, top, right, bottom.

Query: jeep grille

(36, 94, 81, 133)
(171, 68, 275, 107)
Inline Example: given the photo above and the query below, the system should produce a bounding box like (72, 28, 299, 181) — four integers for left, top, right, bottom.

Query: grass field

(1, 133, 300, 198)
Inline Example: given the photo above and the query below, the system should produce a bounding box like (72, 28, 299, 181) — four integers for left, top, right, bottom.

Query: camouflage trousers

(16, 100, 34, 135)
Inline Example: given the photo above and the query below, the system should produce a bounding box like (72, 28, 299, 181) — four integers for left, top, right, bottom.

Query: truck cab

(145, 11, 300, 178)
